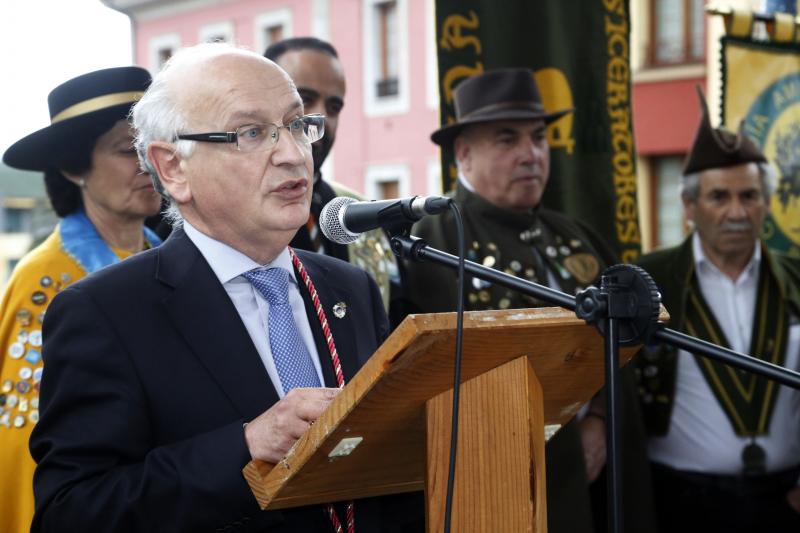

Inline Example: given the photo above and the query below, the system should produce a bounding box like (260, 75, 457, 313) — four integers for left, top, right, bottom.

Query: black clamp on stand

(575, 265, 662, 533)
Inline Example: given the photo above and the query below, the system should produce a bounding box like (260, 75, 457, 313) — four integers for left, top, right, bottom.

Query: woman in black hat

(0, 66, 162, 533)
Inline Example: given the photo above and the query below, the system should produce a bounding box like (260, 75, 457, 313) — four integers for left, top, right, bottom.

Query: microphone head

(319, 196, 360, 244)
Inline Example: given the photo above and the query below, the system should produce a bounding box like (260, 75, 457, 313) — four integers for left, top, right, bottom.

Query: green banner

(721, 36, 800, 256)
(435, 0, 641, 263)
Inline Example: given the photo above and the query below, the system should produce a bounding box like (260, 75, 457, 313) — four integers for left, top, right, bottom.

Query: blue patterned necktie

(243, 267, 321, 394)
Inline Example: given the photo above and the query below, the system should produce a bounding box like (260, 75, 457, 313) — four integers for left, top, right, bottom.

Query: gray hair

(131, 42, 265, 227)
(680, 161, 776, 203)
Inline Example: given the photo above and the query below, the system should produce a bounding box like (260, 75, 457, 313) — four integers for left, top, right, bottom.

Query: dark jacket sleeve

(30, 286, 261, 533)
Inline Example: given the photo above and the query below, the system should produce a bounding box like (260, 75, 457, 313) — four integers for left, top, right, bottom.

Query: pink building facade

(103, 0, 442, 199)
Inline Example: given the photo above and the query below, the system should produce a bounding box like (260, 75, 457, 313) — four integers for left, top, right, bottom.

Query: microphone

(319, 195, 452, 244)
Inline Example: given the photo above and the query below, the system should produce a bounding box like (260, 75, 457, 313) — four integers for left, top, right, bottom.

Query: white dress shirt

(183, 221, 325, 398)
(648, 233, 800, 474)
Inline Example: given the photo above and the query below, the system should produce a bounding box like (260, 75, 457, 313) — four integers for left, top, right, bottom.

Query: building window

(3, 207, 32, 233)
(365, 163, 410, 200)
(362, 0, 409, 116)
(650, 0, 706, 65)
(158, 48, 173, 65)
(378, 179, 400, 199)
(255, 9, 293, 55)
(376, 1, 398, 97)
(199, 21, 234, 44)
(148, 33, 181, 71)
(266, 25, 284, 44)
(651, 156, 685, 248)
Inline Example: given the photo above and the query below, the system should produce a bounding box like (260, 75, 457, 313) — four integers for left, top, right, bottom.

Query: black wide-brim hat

(431, 67, 573, 147)
(3, 66, 151, 171)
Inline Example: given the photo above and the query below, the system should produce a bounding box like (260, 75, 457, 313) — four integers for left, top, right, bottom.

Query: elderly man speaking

(30, 44, 422, 533)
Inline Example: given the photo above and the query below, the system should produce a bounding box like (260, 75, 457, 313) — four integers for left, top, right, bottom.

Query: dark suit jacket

(30, 228, 421, 533)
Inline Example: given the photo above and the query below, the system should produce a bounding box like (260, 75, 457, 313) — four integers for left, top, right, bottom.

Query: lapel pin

(332, 302, 347, 319)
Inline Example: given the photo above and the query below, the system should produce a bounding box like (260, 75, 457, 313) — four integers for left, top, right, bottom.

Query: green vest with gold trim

(636, 235, 800, 437)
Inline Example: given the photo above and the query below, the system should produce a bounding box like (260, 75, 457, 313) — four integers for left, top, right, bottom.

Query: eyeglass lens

(235, 115, 325, 152)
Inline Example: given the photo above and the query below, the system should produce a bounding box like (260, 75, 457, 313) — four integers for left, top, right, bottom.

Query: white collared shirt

(183, 222, 325, 397)
(648, 233, 800, 473)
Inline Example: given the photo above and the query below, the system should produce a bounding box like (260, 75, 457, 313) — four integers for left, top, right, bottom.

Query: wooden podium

(243, 307, 640, 532)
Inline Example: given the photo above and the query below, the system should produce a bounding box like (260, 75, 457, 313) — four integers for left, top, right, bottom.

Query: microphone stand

(391, 233, 800, 533)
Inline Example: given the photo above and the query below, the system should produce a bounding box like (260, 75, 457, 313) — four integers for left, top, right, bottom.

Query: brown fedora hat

(683, 86, 766, 175)
(3, 66, 151, 171)
(431, 67, 573, 146)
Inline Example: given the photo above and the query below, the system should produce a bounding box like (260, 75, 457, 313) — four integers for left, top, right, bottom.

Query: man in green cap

(636, 89, 800, 533)
(404, 67, 655, 533)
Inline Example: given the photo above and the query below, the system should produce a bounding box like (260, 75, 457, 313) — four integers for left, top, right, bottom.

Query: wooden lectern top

(243, 307, 640, 510)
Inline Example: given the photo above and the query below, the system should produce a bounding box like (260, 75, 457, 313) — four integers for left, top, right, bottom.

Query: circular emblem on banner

(744, 72, 800, 256)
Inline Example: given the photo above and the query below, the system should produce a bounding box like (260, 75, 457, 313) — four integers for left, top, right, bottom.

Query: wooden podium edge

(241, 305, 669, 510)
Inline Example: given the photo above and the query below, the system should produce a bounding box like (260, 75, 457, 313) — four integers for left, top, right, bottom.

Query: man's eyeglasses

(175, 114, 325, 153)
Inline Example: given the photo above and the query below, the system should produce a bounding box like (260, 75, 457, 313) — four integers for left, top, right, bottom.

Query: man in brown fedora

(636, 89, 800, 533)
(404, 68, 655, 533)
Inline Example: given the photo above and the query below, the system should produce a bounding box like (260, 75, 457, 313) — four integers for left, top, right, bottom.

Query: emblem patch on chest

(563, 253, 600, 285)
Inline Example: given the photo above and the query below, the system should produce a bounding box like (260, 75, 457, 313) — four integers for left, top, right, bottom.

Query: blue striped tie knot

(243, 267, 321, 393)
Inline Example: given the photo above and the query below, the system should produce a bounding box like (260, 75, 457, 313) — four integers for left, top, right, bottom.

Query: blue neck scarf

(60, 210, 162, 273)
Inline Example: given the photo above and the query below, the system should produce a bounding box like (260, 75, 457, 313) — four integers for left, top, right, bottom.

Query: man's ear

(148, 141, 191, 203)
(454, 135, 472, 173)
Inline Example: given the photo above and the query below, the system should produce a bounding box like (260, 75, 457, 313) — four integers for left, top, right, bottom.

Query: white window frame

(199, 21, 234, 43)
(364, 163, 410, 200)
(425, 0, 439, 110)
(362, 0, 410, 117)
(254, 9, 293, 55)
(311, 0, 330, 41)
(427, 157, 443, 196)
(148, 33, 181, 71)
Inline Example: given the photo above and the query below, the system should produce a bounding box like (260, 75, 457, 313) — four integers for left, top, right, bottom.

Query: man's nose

(270, 128, 307, 167)
(518, 137, 544, 165)
(726, 198, 749, 220)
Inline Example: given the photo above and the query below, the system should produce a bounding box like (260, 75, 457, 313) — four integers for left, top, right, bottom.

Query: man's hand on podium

(244, 387, 341, 463)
